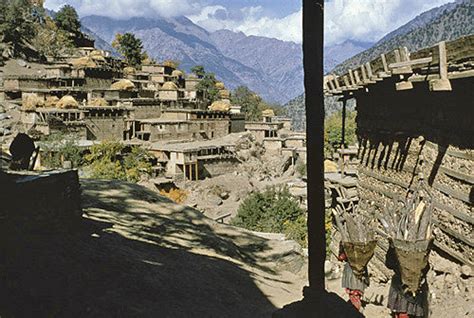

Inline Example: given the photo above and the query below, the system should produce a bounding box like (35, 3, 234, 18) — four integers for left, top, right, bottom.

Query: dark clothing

(9, 133, 35, 170)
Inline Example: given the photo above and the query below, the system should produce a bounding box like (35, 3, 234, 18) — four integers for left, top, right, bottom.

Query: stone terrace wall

(0, 170, 82, 232)
(355, 76, 473, 277)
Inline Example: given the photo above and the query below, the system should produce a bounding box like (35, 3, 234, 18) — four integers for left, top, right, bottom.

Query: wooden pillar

(195, 163, 199, 181)
(303, 0, 325, 292)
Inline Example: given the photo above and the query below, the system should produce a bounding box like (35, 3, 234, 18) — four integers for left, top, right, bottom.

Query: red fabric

(345, 288, 363, 311)
(395, 313, 409, 318)
(338, 251, 347, 262)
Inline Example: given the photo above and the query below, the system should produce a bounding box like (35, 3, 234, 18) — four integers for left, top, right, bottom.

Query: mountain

(285, 0, 474, 130)
(323, 40, 373, 73)
(210, 30, 304, 106)
(81, 15, 300, 104)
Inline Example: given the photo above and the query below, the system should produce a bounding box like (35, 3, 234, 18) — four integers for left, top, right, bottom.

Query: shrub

(232, 186, 307, 246)
(159, 188, 188, 204)
(324, 110, 357, 158)
(85, 141, 152, 182)
(40, 133, 82, 169)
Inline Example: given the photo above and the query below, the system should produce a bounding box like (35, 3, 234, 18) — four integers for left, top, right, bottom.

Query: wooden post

(195, 162, 199, 181)
(349, 69, 356, 87)
(430, 41, 452, 91)
(303, 0, 325, 292)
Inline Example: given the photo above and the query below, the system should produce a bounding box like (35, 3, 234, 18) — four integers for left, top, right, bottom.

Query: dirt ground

(0, 179, 308, 317)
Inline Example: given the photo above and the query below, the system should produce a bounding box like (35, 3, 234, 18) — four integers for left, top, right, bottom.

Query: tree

(112, 33, 146, 67)
(32, 17, 74, 58)
(191, 65, 205, 78)
(231, 86, 270, 121)
(324, 110, 357, 157)
(195, 71, 220, 104)
(54, 4, 81, 34)
(231, 186, 307, 246)
(0, 0, 36, 45)
(84, 141, 152, 182)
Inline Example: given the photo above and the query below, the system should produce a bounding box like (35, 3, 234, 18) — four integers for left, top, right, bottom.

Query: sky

(44, 0, 458, 46)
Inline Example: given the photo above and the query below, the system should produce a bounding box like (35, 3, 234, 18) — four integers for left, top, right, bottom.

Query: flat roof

(150, 133, 243, 153)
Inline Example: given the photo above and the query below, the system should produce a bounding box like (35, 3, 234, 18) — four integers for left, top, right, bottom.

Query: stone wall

(355, 76, 473, 276)
(0, 170, 82, 232)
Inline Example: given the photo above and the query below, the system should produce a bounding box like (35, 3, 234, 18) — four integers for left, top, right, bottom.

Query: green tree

(0, 0, 36, 45)
(32, 17, 74, 58)
(324, 110, 357, 157)
(231, 86, 270, 121)
(112, 33, 146, 67)
(84, 141, 152, 182)
(231, 186, 307, 246)
(195, 71, 220, 104)
(191, 65, 205, 78)
(54, 4, 81, 34)
(40, 133, 83, 169)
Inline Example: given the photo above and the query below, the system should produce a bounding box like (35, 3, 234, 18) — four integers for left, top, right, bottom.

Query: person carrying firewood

(338, 241, 369, 311)
(385, 239, 429, 318)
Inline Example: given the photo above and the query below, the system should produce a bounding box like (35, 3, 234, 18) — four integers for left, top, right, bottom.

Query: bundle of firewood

(332, 201, 375, 244)
(379, 182, 433, 241)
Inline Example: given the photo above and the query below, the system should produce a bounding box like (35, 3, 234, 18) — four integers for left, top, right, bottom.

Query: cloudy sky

(44, 0, 457, 46)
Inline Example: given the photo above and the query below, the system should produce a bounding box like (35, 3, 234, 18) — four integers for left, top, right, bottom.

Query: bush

(54, 4, 81, 34)
(159, 188, 188, 204)
(296, 162, 307, 176)
(232, 186, 307, 246)
(84, 141, 152, 182)
(40, 133, 82, 169)
(324, 110, 357, 158)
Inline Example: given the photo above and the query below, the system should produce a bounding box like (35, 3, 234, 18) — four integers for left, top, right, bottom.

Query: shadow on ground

(0, 179, 307, 317)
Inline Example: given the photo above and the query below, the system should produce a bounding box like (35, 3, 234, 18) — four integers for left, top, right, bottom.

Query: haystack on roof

(90, 98, 109, 107)
(71, 56, 97, 69)
(209, 100, 231, 112)
(123, 66, 136, 76)
(162, 81, 178, 90)
(57, 96, 79, 109)
(22, 94, 44, 111)
(172, 70, 184, 77)
(262, 109, 275, 117)
(89, 50, 106, 62)
(219, 89, 231, 99)
(110, 79, 135, 91)
(215, 81, 225, 90)
(44, 96, 59, 108)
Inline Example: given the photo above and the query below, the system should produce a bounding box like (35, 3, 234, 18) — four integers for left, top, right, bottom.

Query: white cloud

(188, 6, 303, 43)
(44, 0, 199, 18)
(324, 0, 456, 46)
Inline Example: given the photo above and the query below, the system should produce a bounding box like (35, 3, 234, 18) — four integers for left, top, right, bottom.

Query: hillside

(285, 0, 474, 130)
(81, 15, 299, 104)
(0, 179, 307, 316)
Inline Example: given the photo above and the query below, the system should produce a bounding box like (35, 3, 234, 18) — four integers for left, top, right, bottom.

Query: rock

(207, 195, 223, 206)
(219, 192, 229, 200)
(0, 113, 11, 121)
(0, 105, 5, 113)
(324, 260, 333, 275)
(461, 265, 472, 277)
(17, 59, 27, 67)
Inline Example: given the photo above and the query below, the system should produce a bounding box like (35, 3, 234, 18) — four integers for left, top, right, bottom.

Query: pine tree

(54, 4, 81, 34)
(112, 33, 146, 67)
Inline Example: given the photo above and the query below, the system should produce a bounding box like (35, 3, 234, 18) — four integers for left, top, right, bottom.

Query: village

(0, 0, 473, 317)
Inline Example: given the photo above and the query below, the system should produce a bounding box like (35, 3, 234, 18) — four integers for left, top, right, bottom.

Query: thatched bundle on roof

(123, 66, 136, 76)
(324, 160, 338, 172)
(71, 57, 97, 69)
(219, 89, 230, 99)
(89, 98, 109, 107)
(172, 70, 184, 77)
(262, 109, 275, 117)
(110, 79, 135, 91)
(215, 81, 225, 90)
(57, 96, 79, 109)
(89, 50, 106, 62)
(162, 81, 178, 90)
(44, 96, 60, 108)
(209, 100, 231, 112)
(22, 94, 44, 111)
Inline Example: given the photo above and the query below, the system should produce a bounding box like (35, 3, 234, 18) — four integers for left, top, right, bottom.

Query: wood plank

(433, 182, 472, 204)
(433, 240, 474, 268)
(381, 54, 389, 73)
(434, 201, 474, 225)
(424, 141, 474, 160)
(389, 57, 433, 69)
(359, 168, 409, 189)
(432, 218, 474, 248)
(440, 166, 474, 184)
